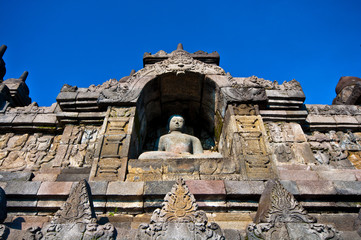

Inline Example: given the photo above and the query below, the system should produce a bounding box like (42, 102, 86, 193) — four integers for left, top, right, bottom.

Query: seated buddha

(138, 115, 222, 159)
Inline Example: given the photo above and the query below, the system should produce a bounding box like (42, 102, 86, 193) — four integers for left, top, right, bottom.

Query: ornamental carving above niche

(136, 179, 225, 240)
(100, 48, 226, 102)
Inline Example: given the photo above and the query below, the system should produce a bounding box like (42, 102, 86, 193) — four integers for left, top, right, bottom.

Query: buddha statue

(138, 115, 221, 159)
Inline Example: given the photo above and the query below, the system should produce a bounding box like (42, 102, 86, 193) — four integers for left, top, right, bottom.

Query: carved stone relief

(53, 125, 99, 169)
(136, 179, 225, 240)
(265, 122, 315, 165)
(306, 131, 355, 168)
(41, 180, 115, 240)
(247, 180, 341, 240)
(90, 106, 135, 181)
(233, 116, 273, 180)
(228, 75, 303, 91)
(0, 133, 29, 171)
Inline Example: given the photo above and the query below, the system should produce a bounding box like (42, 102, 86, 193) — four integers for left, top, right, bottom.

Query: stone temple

(0, 43, 360, 239)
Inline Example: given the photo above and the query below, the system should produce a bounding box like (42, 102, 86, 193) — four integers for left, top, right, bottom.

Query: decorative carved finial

(255, 179, 315, 224)
(51, 179, 96, 224)
(177, 43, 183, 50)
(248, 180, 340, 240)
(0, 45, 6, 58)
(19, 71, 28, 82)
(43, 179, 115, 239)
(136, 178, 225, 239)
(130, 69, 136, 76)
(158, 178, 198, 222)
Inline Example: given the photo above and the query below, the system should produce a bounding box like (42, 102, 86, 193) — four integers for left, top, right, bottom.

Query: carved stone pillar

(89, 106, 135, 181)
(220, 105, 273, 180)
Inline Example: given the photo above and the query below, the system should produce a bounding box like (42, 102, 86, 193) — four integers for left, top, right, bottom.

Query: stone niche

(134, 72, 220, 154)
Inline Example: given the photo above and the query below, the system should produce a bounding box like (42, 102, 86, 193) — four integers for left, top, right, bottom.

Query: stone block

(32, 173, 58, 182)
(88, 181, 108, 196)
(296, 180, 336, 195)
(0, 171, 33, 181)
(12, 114, 36, 124)
(37, 199, 65, 210)
(143, 181, 175, 197)
(127, 159, 163, 175)
(278, 170, 319, 181)
(276, 164, 309, 171)
(126, 173, 162, 182)
(306, 115, 336, 124)
(166, 159, 200, 173)
(280, 180, 299, 195)
(311, 213, 358, 231)
(333, 181, 361, 195)
(56, 173, 90, 182)
(107, 182, 144, 196)
(224, 181, 265, 196)
(185, 180, 226, 199)
(0, 114, 16, 124)
(293, 142, 317, 164)
(317, 170, 357, 181)
(37, 182, 74, 196)
(56, 91, 78, 101)
(77, 91, 99, 100)
(334, 115, 359, 125)
(33, 114, 57, 124)
(4, 181, 41, 195)
(7, 199, 38, 208)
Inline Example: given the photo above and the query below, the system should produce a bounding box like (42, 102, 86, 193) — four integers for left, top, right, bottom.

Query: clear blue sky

(1, 0, 360, 106)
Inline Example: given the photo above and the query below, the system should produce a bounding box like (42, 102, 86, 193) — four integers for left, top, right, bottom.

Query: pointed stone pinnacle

(0, 45, 7, 58)
(177, 43, 183, 50)
(19, 71, 28, 82)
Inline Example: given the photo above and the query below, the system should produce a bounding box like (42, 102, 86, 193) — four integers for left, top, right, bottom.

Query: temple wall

(0, 44, 360, 239)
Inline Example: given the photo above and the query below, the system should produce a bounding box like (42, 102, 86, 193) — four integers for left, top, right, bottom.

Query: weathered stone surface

(279, 169, 319, 181)
(106, 181, 144, 213)
(107, 181, 144, 196)
(0, 171, 32, 181)
(333, 181, 361, 195)
(144, 181, 175, 196)
(37, 182, 74, 196)
(224, 180, 265, 196)
(296, 180, 337, 196)
(4, 181, 40, 195)
(280, 180, 299, 195)
(185, 180, 226, 197)
(317, 170, 357, 181)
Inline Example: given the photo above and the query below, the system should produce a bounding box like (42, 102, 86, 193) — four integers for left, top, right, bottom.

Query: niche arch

(134, 72, 224, 156)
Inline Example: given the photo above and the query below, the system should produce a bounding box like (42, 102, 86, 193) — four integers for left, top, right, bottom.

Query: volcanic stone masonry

(0, 43, 360, 239)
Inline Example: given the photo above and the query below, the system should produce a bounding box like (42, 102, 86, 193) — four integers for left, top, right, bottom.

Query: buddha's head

(168, 115, 184, 133)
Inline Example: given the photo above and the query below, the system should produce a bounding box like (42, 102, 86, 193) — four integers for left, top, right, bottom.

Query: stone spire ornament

(177, 43, 183, 50)
(42, 179, 115, 240)
(247, 179, 341, 240)
(136, 178, 225, 240)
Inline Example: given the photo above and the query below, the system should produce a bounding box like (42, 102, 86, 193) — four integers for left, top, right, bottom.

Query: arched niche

(134, 72, 221, 156)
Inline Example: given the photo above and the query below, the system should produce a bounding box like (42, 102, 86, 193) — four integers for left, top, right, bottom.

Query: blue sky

(1, 0, 360, 106)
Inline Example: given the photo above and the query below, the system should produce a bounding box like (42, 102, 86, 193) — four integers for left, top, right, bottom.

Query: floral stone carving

(136, 178, 225, 240)
(100, 48, 226, 102)
(41, 179, 115, 240)
(247, 179, 341, 240)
